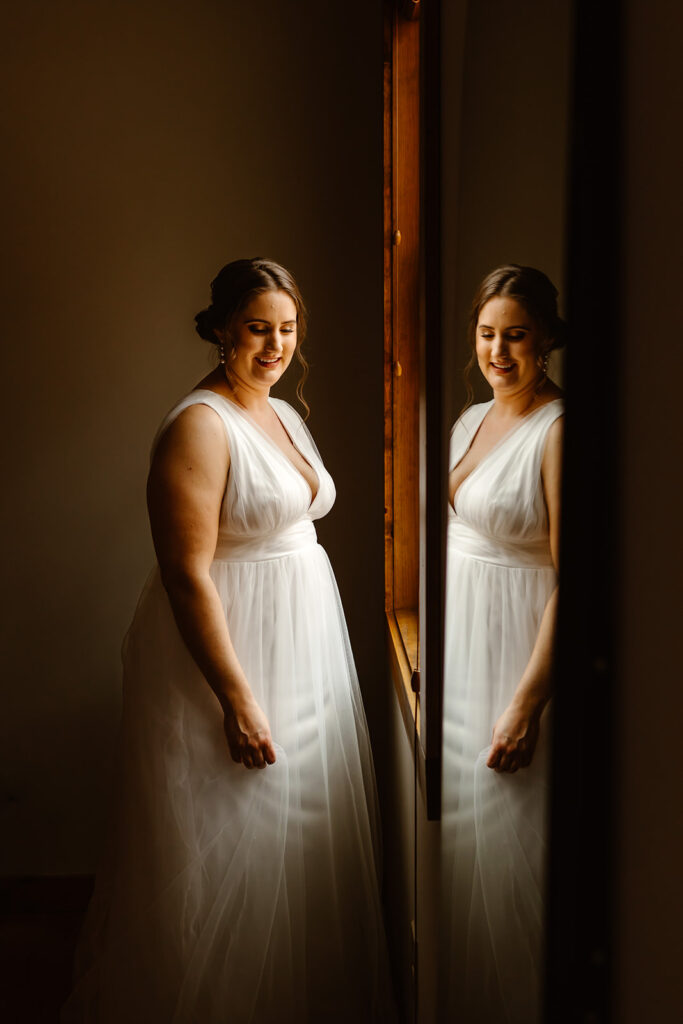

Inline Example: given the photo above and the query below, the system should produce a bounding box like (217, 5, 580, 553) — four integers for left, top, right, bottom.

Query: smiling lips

(256, 355, 281, 368)
(491, 361, 515, 373)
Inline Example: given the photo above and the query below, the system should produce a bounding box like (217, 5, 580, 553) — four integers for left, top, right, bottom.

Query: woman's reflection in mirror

(441, 265, 566, 1022)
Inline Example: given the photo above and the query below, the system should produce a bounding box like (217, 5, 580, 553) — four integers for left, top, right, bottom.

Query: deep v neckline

(450, 398, 562, 512)
(195, 389, 321, 510)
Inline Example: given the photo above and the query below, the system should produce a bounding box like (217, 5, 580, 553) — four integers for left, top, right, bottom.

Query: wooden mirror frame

(384, 0, 443, 820)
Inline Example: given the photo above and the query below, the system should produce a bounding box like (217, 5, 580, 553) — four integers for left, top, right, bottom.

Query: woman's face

(222, 290, 298, 390)
(475, 296, 547, 396)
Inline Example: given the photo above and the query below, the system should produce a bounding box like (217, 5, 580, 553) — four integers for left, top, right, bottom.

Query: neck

(491, 376, 548, 418)
(223, 368, 272, 414)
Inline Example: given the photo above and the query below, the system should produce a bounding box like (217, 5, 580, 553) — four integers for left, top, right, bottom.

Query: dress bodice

(448, 399, 564, 568)
(153, 390, 336, 562)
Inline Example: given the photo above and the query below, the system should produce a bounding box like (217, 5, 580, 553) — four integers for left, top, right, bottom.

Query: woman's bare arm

(147, 404, 276, 769)
(487, 415, 563, 773)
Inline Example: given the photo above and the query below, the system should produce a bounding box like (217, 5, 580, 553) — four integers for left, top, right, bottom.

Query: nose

(491, 333, 508, 358)
(262, 333, 283, 353)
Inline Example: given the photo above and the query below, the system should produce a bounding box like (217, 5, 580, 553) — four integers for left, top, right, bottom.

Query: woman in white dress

(441, 265, 565, 1022)
(63, 258, 396, 1023)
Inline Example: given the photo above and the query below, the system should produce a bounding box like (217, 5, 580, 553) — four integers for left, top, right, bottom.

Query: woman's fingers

(496, 750, 515, 773)
(247, 745, 267, 769)
(488, 735, 524, 773)
(486, 745, 501, 769)
(239, 735, 277, 769)
(487, 708, 541, 773)
(223, 701, 276, 769)
(238, 744, 259, 769)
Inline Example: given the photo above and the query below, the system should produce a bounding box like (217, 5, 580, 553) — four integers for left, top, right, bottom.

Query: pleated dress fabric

(62, 391, 396, 1024)
(440, 398, 564, 1024)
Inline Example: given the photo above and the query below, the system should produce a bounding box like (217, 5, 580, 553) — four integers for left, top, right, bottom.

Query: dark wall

(615, 1, 683, 1019)
(442, 0, 572, 426)
(0, 0, 385, 875)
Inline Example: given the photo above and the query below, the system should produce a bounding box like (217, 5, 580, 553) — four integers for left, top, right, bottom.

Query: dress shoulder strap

(537, 396, 565, 425)
(521, 398, 565, 473)
(530, 398, 565, 444)
(269, 398, 324, 465)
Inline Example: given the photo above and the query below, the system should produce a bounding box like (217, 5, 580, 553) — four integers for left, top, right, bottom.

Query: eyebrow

(478, 323, 529, 330)
(242, 317, 297, 324)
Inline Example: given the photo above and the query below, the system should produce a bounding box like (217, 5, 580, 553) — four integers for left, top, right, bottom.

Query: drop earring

(218, 340, 226, 365)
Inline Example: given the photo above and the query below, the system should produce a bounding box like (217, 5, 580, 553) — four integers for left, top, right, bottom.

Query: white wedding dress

(62, 390, 395, 1024)
(440, 398, 564, 1024)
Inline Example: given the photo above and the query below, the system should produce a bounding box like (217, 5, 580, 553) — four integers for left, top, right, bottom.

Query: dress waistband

(448, 516, 554, 569)
(213, 518, 317, 563)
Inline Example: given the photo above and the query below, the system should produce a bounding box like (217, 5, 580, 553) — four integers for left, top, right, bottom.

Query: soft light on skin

(215, 290, 298, 401)
(476, 295, 547, 402)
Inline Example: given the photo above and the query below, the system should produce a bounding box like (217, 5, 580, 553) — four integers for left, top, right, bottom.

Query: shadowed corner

(0, 875, 93, 1024)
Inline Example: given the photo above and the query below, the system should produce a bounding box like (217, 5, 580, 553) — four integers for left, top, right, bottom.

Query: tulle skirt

(62, 544, 394, 1023)
(440, 545, 556, 1024)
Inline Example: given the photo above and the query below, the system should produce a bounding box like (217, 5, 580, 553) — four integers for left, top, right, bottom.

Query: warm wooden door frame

(383, 0, 443, 820)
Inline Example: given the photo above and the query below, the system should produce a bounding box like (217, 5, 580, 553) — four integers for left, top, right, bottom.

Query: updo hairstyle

(464, 264, 568, 407)
(194, 257, 309, 416)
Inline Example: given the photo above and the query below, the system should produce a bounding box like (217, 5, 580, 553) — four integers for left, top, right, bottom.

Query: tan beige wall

(0, 1, 385, 875)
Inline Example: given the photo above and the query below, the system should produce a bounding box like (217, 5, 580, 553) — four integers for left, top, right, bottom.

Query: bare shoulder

(155, 403, 227, 456)
(147, 402, 230, 565)
(151, 402, 229, 483)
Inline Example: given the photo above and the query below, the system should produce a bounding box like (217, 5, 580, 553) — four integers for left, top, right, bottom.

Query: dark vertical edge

(383, 0, 395, 617)
(545, 0, 622, 1021)
(420, 0, 443, 821)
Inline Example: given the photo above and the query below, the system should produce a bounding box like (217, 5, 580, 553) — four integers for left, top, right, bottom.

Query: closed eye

(247, 324, 296, 335)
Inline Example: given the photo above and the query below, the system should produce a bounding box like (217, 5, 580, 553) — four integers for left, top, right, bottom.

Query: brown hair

(194, 257, 310, 418)
(463, 264, 568, 409)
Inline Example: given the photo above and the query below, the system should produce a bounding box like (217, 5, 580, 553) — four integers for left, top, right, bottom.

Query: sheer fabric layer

(62, 392, 395, 1023)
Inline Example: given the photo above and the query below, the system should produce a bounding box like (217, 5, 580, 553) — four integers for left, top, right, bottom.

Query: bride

(62, 258, 396, 1023)
(441, 264, 565, 1023)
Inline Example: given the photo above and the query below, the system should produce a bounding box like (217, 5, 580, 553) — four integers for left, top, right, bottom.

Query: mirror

(438, 1, 574, 1019)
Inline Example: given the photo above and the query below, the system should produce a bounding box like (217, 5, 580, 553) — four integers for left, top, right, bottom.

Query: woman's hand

(486, 703, 541, 773)
(222, 698, 277, 769)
